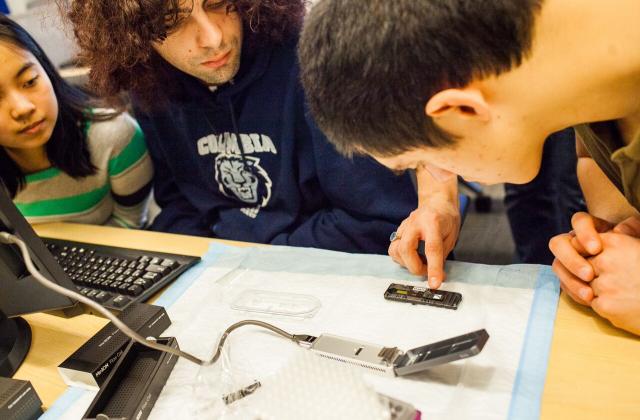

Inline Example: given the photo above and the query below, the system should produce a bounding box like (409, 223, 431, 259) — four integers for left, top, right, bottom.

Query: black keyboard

(42, 238, 201, 312)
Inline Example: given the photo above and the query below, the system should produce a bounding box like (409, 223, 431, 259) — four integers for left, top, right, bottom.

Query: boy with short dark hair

(299, 0, 640, 334)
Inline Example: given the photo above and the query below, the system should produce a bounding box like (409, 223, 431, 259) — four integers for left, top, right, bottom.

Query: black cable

(0, 232, 302, 367)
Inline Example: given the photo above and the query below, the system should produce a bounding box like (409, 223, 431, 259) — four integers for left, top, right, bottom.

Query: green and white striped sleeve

(89, 112, 154, 228)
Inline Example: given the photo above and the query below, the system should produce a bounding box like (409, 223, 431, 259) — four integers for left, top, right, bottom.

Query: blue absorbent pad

(41, 244, 559, 420)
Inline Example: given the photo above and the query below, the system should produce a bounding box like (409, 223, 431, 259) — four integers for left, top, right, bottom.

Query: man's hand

(550, 212, 640, 334)
(549, 212, 613, 305)
(588, 232, 640, 335)
(389, 196, 460, 289)
(390, 164, 460, 289)
(549, 212, 640, 306)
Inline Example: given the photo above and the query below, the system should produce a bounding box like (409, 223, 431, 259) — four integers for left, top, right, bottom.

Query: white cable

(0, 232, 301, 366)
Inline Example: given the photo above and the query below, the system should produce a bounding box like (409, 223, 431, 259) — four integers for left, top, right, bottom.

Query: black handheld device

(384, 283, 462, 310)
(393, 329, 489, 376)
(0, 377, 43, 420)
(82, 337, 179, 420)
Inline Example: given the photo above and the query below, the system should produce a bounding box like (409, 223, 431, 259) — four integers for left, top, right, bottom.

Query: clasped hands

(550, 212, 640, 335)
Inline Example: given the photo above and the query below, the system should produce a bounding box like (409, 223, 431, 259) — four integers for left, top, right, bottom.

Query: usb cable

(0, 231, 311, 366)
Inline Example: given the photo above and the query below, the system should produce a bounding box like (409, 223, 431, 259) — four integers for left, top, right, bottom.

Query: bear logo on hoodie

(214, 154, 273, 218)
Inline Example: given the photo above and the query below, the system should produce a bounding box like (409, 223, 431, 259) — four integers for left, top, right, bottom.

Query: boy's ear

(425, 88, 491, 122)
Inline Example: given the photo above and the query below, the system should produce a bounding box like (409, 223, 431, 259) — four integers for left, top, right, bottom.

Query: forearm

(416, 165, 459, 208)
(577, 157, 638, 223)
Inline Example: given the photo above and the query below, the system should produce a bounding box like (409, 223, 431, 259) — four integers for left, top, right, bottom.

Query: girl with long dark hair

(0, 15, 153, 227)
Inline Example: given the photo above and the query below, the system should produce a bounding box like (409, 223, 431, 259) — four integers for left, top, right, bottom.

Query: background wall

(6, 1, 78, 68)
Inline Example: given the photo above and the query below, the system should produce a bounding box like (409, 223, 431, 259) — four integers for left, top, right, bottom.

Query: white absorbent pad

(42, 244, 559, 420)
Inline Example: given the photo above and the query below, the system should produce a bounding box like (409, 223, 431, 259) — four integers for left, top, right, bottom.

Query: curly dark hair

(61, 0, 306, 103)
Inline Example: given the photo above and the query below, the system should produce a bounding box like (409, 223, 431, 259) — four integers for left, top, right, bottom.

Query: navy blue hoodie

(133, 37, 417, 254)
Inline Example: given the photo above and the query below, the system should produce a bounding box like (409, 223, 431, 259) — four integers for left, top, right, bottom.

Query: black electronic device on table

(384, 283, 463, 310)
(82, 337, 179, 420)
(0, 377, 43, 420)
(0, 183, 199, 377)
(58, 303, 171, 389)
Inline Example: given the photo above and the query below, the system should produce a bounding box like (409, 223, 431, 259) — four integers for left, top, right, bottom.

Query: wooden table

(13, 223, 640, 418)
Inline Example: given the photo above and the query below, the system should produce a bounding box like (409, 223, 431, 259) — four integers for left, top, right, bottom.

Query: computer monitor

(0, 183, 78, 377)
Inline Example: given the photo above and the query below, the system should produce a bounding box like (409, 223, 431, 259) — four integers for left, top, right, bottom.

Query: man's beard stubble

(195, 36, 242, 86)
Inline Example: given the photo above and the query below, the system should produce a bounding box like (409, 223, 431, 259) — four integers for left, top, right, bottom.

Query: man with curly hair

(61, 0, 418, 254)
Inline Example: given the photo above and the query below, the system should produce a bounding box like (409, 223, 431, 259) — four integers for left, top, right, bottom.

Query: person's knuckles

(591, 252, 614, 275)
(558, 276, 582, 295)
(389, 246, 404, 263)
(569, 236, 589, 256)
(396, 220, 409, 235)
(398, 238, 418, 257)
(409, 208, 434, 222)
(571, 212, 593, 229)
(556, 273, 580, 296)
(590, 277, 609, 297)
(548, 234, 572, 255)
(413, 207, 448, 224)
(389, 252, 402, 265)
(568, 291, 589, 306)
(600, 232, 630, 249)
(551, 241, 591, 278)
(553, 260, 589, 293)
(421, 225, 443, 242)
(402, 259, 419, 274)
(407, 260, 428, 276)
(422, 214, 443, 228)
(401, 249, 422, 270)
(397, 224, 415, 239)
(388, 241, 398, 254)
(551, 259, 566, 277)
(561, 282, 590, 305)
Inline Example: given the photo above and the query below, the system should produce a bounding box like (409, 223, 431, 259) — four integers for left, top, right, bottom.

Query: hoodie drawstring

(228, 99, 248, 165)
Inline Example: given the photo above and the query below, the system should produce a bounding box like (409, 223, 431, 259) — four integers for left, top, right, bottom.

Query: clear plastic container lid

(230, 289, 321, 318)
